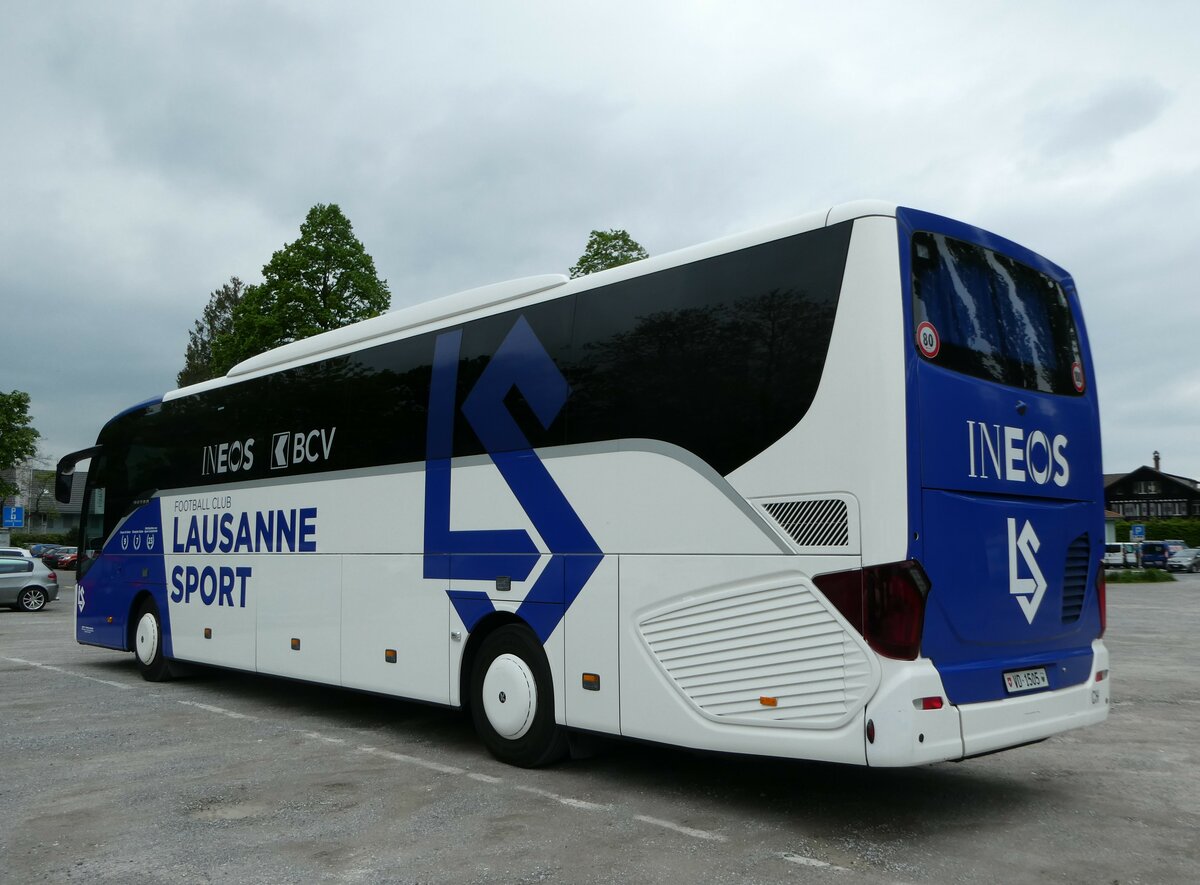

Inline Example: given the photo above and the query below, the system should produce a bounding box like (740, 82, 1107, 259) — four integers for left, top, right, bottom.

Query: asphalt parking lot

(1, 575, 1198, 884)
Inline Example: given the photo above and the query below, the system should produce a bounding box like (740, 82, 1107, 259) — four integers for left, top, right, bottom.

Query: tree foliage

(218, 204, 391, 368)
(0, 390, 39, 500)
(177, 276, 246, 386)
(178, 204, 392, 382)
(569, 229, 648, 278)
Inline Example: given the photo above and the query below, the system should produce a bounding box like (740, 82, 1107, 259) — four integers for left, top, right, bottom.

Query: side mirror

(55, 470, 74, 505)
(55, 446, 102, 504)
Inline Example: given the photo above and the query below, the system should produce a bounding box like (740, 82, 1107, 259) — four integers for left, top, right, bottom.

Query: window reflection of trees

(101, 256, 841, 490)
(569, 288, 837, 476)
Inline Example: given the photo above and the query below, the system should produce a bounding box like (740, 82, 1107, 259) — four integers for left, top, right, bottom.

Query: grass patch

(1106, 568, 1176, 583)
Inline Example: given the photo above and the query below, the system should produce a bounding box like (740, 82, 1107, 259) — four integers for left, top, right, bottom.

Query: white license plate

(1004, 667, 1049, 693)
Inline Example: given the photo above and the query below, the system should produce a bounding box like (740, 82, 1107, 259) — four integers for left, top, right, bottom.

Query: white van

(1104, 542, 1138, 568)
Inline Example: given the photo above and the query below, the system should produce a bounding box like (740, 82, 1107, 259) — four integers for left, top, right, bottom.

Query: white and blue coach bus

(58, 201, 1109, 767)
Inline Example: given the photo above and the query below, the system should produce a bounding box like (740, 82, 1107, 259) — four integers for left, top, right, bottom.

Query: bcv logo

(968, 421, 1069, 487)
(1007, 518, 1047, 624)
(271, 427, 336, 470)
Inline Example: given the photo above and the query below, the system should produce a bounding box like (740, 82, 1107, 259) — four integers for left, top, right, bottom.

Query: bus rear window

(911, 231, 1084, 395)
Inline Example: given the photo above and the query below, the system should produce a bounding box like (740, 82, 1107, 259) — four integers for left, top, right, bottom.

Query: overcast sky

(3, 2, 1198, 483)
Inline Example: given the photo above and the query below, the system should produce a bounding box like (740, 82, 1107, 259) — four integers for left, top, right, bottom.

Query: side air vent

(761, 498, 851, 549)
(638, 581, 874, 729)
(1062, 533, 1090, 624)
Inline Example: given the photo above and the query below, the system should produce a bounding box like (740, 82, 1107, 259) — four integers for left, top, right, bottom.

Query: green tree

(0, 391, 39, 500)
(178, 276, 247, 386)
(218, 204, 391, 368)
(569, 229, 648, 278)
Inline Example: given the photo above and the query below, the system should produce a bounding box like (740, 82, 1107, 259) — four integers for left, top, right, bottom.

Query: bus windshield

(911, 231, 1083, 396)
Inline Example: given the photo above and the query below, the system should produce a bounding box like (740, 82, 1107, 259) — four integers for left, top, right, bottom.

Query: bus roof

(165, 200, 898, 402)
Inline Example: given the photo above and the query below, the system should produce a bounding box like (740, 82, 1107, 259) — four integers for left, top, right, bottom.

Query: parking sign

(1131, 523, 1145, 541)
(2, 506, 24, 527)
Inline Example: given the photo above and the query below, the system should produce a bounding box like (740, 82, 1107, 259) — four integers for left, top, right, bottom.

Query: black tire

(469, 624, 568, 768)
(132, 598, 173, 682)
(18, 586, 47, 612)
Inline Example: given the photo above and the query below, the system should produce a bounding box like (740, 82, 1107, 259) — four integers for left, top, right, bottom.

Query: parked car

(1140, 541, 1172, 569)
(1099, 542, 1128, 568)
(1165, 539, 1187, 554)
(1167, 548, 1200, 573)
(0, 556, 59, 611)
(29, 543, 61, 558)
(1104, 542, 1139, 568)
(0, 547, 34, 559)
(49, 546, 78, 570)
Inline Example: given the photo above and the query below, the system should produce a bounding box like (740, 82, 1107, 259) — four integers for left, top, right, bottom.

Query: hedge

(1113, 518, 1200, 547)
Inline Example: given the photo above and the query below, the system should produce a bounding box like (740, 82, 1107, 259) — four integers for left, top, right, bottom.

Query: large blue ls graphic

(423, 317, 603, 643)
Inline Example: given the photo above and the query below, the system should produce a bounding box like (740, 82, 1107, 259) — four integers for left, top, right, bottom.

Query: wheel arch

(458, 610, 535, 713)
(124, 590, 158, 652)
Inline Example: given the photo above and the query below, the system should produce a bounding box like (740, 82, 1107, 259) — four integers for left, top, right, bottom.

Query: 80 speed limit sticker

(916, 321, 940, 358)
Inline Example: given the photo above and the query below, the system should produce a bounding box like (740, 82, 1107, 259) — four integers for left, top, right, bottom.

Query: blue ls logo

(423, 317, 602, 643)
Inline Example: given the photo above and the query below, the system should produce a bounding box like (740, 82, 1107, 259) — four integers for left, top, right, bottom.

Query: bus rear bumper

(958, 640, 1110, 758)
(864, 641, 1110, 766)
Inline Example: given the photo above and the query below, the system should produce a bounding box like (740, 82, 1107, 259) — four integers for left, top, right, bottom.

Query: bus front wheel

(133, 599, 172, 682)
(469, 624, 567, 768)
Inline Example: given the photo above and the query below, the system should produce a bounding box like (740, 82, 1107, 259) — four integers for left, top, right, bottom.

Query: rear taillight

(48, 571, 58, 582)
(1097, 567, 1106, 637)
(814, 560, 931, 660)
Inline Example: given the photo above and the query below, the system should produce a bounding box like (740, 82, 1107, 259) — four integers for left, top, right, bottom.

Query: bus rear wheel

(133, 598, 172, 682)
(470, 624, 567, 768)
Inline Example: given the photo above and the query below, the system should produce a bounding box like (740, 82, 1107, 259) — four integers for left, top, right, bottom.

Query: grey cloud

(1026, 79, 1172, 164)
(3, 2, 1200, 483)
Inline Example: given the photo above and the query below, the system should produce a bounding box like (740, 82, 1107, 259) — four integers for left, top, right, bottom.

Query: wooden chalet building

(1104, 452, 1200, 519)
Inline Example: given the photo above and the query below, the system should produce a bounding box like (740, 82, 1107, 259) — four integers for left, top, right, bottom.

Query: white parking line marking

(301, 730, 347, 744)
(2, 656, 132, 690)
(634, 814, 726, 842)
(357, 745, 465, 775)
(515, 785, 608, 811)
(782, 852, 847, 871)
(467, 772, 503, 784)
(177, 700, 260, 721)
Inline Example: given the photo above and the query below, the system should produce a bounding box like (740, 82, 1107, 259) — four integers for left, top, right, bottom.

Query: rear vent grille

(1062, 534, 1090, 624)
(762, 499, 849, 548)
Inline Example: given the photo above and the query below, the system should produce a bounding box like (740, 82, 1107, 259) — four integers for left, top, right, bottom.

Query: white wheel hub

(135, 611, 159, 665)
(481, 653, 537, 740)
